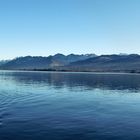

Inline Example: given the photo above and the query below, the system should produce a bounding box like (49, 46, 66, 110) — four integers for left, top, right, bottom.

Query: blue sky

(0, 0, 140, 59)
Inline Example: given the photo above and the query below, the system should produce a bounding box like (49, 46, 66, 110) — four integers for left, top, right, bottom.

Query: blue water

(0, 71, 140, 140)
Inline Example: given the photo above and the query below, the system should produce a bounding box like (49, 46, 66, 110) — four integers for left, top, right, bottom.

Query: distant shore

(1, 69, 140, 74)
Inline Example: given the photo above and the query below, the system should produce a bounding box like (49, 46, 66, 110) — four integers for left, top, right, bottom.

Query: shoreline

(0, 69, 140, 75)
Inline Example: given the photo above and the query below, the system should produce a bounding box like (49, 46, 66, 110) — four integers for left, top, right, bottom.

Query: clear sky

(0, 0, 140, 59)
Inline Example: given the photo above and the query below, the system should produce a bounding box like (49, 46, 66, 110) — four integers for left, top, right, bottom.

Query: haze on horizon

(0, 0, 140, 59)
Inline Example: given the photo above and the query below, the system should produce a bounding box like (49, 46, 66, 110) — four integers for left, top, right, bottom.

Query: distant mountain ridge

(0, 53, 96, 70)
(61, 54, 140, 72)
(1, 53, 140, 73)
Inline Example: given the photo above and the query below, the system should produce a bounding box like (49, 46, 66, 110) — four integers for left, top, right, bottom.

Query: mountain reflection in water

(0, 71, 140, 140)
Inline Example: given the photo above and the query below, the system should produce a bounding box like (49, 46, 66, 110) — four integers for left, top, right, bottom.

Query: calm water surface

(0, 71, 140, 140)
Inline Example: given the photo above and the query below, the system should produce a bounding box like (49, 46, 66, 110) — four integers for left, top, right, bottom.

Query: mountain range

(0, 54, 96, 70)
(0, 53, 140, 73)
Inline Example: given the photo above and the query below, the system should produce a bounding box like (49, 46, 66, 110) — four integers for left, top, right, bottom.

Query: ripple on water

(0, 91, 18, 127)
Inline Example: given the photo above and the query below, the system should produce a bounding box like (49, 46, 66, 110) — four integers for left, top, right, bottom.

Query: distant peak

(54, 53, 65, 57)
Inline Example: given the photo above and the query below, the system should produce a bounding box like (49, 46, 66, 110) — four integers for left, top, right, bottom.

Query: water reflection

(1, 71, 140, 91)
(0, 71, 140, 140)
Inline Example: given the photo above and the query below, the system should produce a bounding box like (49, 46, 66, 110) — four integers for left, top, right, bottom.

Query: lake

(0, 71, 140, 140)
